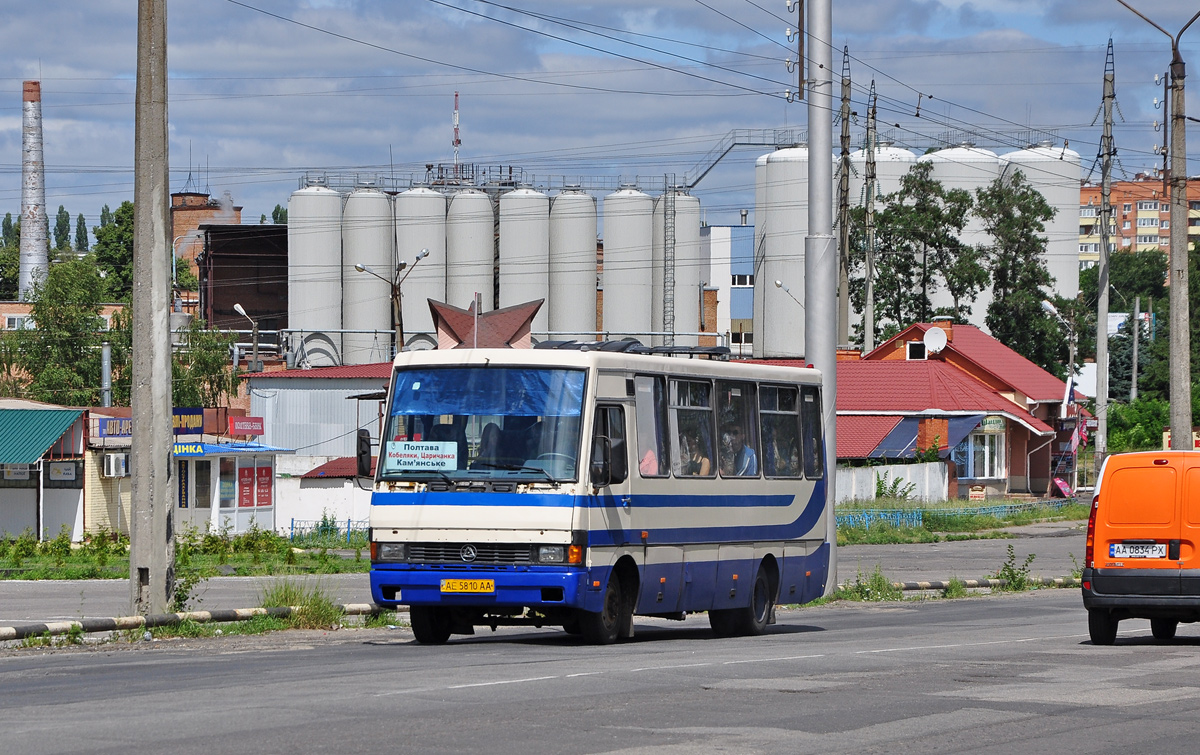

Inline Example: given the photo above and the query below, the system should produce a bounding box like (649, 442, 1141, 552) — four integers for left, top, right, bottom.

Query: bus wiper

(475, 462, 558, 485)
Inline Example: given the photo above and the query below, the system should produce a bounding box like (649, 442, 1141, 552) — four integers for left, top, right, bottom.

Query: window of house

(218, 458, 236, 508)
(1161, 219, 1169, 229)
(1190, 201, 1200, 211)
(731, 331, 753, 345)
(1079, 206, 1096, 217)
(1122, 237, 1132, 247)
(731, 274, 754, 287)
(1123, 220, 1130, 229)
(1122, 203, 1132, 212)
(5, 315, 32, 330)
(1137, 217, 1158, 227)
(195, 460, 212, 509)
(716, 381, 758, 478)
(952, 431, 1005, 479)
(1137, 200, 1160, 211)
(1136, 235, 1160, 245)
(634, 375, 669, 478)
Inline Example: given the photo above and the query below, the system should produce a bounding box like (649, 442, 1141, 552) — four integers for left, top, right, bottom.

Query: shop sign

(968, 485, 986, 501)
(3, 464, 30, 481)
(229, 416, 265, 436)
(177, 460, 189, 509)
(256, 466, 273, 506)
(173, 442, 206, 457)
(980, 416, 1005, 433)
(48, 462, 76, 481)
(172, 408, 204, 436)
(97, 417, 132, 437)
(238, 466, 255, 507)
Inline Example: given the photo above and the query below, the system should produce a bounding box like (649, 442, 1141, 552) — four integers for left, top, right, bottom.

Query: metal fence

(835, 500, 1078, 529)
(287, 518, 369, 546)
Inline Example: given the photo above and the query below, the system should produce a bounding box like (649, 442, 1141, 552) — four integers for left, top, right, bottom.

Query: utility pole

(130, 0, 175, 615)
(805, 0, 837, 590)
(1118, 2, 1200, 450)
(837, 47, 851, 348)
(863, 81, 878, 352)
(1094, 39, 1116, 484)
(1131, 295, 1140, 401)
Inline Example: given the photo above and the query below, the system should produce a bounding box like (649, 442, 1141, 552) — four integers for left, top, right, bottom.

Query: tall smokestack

(20, 81, 48, 298)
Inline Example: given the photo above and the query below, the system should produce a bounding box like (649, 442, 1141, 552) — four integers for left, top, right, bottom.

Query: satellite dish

(923, 326, 948, 354)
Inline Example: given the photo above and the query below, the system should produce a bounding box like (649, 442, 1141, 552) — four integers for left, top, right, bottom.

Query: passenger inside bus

(722, 423, 758, 476)
(680, 428, 711, 476)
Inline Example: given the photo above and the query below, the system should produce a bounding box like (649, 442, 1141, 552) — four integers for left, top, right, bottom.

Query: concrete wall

(274, 476, 370, 535)
(836, 461, 949, 504)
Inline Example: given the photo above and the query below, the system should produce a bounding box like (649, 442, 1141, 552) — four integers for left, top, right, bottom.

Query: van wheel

(1151, 618, 1178, 640)
(1088, 609, 1118, 645)
(410, 606, 453, 645)
(579, 575, 622, 645)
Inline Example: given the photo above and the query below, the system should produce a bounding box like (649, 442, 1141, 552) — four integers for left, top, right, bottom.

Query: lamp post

(1044, 299, 1078, 492)
(355, 248, 429, 356)
(233, 302, 259, 372)
(1118, 2, 1200, 450)
(774, 279, 805, 312)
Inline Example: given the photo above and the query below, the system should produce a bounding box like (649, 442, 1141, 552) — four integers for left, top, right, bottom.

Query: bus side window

(593, 406, 628, 485)
(634, 376, 669, 477)
(760, 385, 801, 478)
(801, 386, 825, 479)
(717, 380, 759, 478)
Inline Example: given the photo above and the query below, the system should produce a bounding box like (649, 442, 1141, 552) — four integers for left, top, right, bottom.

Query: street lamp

(1042, 300, 1076, 421)
(774, 279, 805, 311)
(354, 248, 430, 355)
(233, 302, 260, 372)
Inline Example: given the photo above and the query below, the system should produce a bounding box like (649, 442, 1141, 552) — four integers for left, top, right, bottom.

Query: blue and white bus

(365, 342, 834, 644)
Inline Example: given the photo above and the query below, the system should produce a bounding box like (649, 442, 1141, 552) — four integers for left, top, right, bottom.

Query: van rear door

(1181, 463, 1200, 596)
(1093, 459, 1180, 596)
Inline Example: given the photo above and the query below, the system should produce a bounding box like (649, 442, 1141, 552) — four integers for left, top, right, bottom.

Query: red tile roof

(837, 415, 902, 458)
(301, 456, 376, 479)
(837, 360, 1054, 435)
(251, 363, 393, 380)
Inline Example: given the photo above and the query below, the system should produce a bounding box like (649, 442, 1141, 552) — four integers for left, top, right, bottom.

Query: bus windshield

(379, 366, 586, 482)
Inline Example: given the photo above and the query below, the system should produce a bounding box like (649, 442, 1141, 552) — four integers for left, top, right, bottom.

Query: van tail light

(1085, 494, 1099, 569)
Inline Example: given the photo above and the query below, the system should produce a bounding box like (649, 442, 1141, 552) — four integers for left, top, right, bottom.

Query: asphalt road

(0, 522, 1085, 624)
(3, 588, 1196, 754)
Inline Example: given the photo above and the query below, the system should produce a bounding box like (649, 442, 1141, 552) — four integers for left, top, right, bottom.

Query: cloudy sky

(0, 0, 1197, 235)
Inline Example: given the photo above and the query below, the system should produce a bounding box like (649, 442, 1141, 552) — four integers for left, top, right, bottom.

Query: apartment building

(1079, 175, 1200, 267)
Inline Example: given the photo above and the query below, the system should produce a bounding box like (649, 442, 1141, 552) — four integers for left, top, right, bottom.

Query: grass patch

(992, 544, 1037, 591)
(838, 522, 941, 546)
(836, 499, 1088, 545)
(941, 577, 968, 599)
(259, 578, 345, 630)
(834, 566, 903, 601)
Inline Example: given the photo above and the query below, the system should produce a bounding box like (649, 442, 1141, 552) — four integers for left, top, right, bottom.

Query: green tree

(2, 213, 17, 247)
(93, 200, 134, 300)
(1138, 241, 1200, 423)
(172, 318, 241, 407)
(0, 245, 16, 301)
(271, 204, 287, 224)
(53, 205, 71, 250)
(74, 213, 89, 252)
(18, 254, 106, 405)
(98, 204, 113, 229)
(1108, 398, 1170, 452)
(0, 329, 24, 397)
(975, 169, 1062, 376)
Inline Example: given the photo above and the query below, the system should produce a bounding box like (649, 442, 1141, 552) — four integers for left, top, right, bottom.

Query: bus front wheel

(410, 606, 453, 645)
(579, 576, 623, 645)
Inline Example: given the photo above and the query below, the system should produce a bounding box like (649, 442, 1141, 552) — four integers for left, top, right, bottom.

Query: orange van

(1083, 451, 1200, 644)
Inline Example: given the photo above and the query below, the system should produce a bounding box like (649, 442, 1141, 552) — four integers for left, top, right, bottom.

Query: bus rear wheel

(410, 606, 453, 645)
(710, 566, 773, 638)
(579, 576, 623, 645)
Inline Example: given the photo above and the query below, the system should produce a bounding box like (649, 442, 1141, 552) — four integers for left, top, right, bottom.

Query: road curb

(0, 603, 382, 642)
(841, 576, 1082, 592)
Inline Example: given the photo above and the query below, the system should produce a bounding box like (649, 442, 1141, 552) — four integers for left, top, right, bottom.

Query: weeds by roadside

(835, 566, 904, 601)
(993, 544, 1037, 591)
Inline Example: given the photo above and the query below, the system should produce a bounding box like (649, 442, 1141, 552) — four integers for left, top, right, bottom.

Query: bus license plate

(1109, 543, 1166, 559)
(440, 579, 495, 594)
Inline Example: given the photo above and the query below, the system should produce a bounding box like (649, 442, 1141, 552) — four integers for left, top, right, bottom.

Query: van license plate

(1109, 543, 1166, 558)
(440, 579, 495, 594)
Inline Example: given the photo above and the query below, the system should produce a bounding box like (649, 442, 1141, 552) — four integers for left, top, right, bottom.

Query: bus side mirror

(356, 429, 372, 478)
(590, 436, 611, 488)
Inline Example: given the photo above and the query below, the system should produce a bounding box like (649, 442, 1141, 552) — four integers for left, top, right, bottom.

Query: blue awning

(943, 415, 985, 457)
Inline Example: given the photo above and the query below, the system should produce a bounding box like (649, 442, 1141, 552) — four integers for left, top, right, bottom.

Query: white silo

(919, 144, 1000, 328)
(602, 186, 654, 340)
(651, 189, 702, 346)
(548, 188, 597, 340)
(1002, 142, 1082, 301)
(287, 184, 344, 366)
(341, 187, 395, 365)
(849, 142, 916, 208)
(754, 146, 812, 358)
(446, 189, 494, 313)
(395, 186, 446, 350)
(499, 187, 550, 336)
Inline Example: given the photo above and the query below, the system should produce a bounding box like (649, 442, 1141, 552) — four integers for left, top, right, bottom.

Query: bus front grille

(407, 543, 535, 565)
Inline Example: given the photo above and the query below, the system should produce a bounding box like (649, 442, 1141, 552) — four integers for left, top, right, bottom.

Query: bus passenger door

(591, 405, 633, 547)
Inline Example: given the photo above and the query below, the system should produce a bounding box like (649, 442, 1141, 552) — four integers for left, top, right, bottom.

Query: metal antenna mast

(1094, 39, 1116, 484)
(453, 91, 461, 171)
(837, 47, 852, 348)
(863, 81, 879, 352)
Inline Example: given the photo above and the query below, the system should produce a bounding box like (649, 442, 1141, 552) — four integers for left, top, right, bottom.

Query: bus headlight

(537, 545, 565, 564)
(376, 543, 405, 561)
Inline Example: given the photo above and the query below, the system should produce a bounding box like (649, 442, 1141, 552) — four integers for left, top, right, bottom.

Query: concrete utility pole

(1094, 39, 1116, 483)
(863, 82, 878, 353)
(1131, 295, 1140, 401)
(20, 81, 48, 298)
(130, 0, 175, 615)
(805, 0, 837, 587)
(1119, 2, 1200, 450)
(837, 48, 851, 348)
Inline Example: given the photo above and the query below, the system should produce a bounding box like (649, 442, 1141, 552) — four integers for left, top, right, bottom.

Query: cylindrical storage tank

(651, 190, 702, 346)
(395, 186, 447, 350)
(755, 147, 809, 358)
(548, 188, 597, 340)
(753, 152, 768, 265)
(918, 145, 1000, 328)
(445, 189, 494, 314)
(499, 187, 550, 337)
(602, 186, 654, 341)
(849, 143, 916, 209)
(287, 184, 343, 366)
(1001, 142, 1081, 301)
(341, 187, 394, 365)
